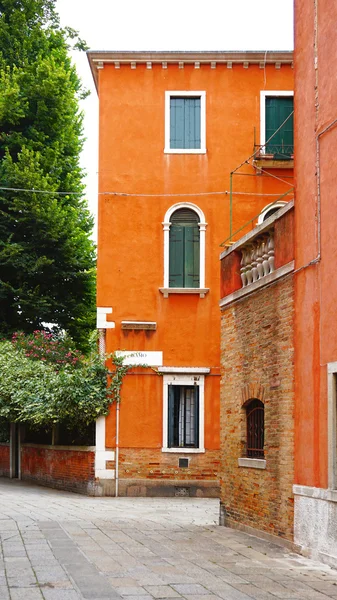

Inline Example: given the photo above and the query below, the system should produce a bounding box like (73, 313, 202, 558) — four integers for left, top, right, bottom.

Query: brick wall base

(21, 444, 98, 495)
(97, 478, 219, 497)
(0, 444, 10, 477)
(103, 446, 219, 497)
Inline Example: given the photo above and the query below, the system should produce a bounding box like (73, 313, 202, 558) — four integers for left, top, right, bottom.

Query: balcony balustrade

(240, 232, 275, 288)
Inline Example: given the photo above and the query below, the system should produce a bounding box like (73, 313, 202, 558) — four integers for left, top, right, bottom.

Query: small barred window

(246, 399, 264, 458)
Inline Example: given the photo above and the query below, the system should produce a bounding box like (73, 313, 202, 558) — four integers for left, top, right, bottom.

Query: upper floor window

(257, 201, 287, 224)
(165, 91, 206, 154)
(246, 399, 264, 458)
(260, 91, 294, 160)
(169, 209, 199, 288)
(161, 203, 208, 297)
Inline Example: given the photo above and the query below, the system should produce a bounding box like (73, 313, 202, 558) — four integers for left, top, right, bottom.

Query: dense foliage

(0, 336, 110, 427)
(13, 329, 83, 367)
(0, 0, 95, 350)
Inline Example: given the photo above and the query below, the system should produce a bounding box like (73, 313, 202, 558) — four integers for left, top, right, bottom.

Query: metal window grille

(246, 399, 264, 458)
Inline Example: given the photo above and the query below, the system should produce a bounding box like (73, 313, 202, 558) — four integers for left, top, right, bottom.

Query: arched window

(246, 399, 264, 458)
(169, 209, 200, 288)
(162, 203, 207, 293)
(257, 201, 287, 224)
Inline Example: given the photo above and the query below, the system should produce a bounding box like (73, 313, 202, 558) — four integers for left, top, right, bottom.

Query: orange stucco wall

(96, 59, 293, 468)
(294, 0, 337, 487)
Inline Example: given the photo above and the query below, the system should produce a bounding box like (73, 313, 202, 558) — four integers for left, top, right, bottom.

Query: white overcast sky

(56, 0, 294, 240)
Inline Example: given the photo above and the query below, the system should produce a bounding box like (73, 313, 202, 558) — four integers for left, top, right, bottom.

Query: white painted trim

(159, 288, 209, 298)
(162, 373, 205, 453)
(238, 458, 266, 469)
(158, 367, 210, 374)
(162, 448, 205, 454)
(328, 363, 337, 489)
(164, 91, 206, 154)
(95, 416, 115, 479)
(162, 202, 207, 290)
(96, 306, 115, 329)
(260, 90, 294, 150)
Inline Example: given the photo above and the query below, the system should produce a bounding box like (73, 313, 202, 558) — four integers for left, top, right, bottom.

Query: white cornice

(87, 50, 294, 91)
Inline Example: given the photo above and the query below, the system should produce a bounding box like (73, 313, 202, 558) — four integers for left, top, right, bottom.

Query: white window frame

(164, 91, 206, 154)
(260, 90, 294, 154)
(328, 362, 337, 489)
(257, 201, 287, 224)
(162, 202, 207, 290)
(162, 373, 205, 453)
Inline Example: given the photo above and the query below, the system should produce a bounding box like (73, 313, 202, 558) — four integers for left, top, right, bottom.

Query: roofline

(87, 50, 294, 92)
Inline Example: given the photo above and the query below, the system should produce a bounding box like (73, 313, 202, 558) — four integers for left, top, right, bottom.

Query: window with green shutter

(169, 209, 200, 288)
(265, 96, 294, 159)
(170, 97, 201, 149)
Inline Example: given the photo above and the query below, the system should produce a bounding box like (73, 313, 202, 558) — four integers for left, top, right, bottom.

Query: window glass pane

(168, 385, 199, 448)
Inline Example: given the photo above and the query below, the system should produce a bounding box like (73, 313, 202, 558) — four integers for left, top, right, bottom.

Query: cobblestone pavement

(1, 480, 337, 600)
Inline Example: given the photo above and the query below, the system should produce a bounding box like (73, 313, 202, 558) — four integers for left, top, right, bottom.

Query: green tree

(0, 0, 95, 350)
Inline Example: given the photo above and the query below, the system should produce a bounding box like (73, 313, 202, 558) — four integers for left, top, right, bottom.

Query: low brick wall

(21, 444, 97, 495)
(105, 447, 220, 497)
(220, 276, 294, 540)
(0, 443, 10, 477)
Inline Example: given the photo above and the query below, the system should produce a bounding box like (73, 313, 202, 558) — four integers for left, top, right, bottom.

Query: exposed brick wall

(106, 447, 219, 496)
(21, 445, 96, 495)
(220, 275, 294, 540)
(0, 444, 10, 477)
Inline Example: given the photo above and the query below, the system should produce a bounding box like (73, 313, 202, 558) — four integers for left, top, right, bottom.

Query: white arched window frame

(257, 201, 287, 224)
(160, 203, 208, 298)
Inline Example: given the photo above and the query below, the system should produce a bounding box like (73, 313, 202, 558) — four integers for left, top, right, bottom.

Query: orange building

(293, 0, 337, 565)
(87, 50, 294, 497)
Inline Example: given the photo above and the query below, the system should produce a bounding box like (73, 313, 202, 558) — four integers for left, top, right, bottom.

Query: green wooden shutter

(184, 225, 200, 287)
(184, 98, 201, 149)
(170, 98, 184, 149)
(169, 225, 184, 287)
(169, 209, 200, 288)
(167, 385, 175, 448)
(170, 97, 201, 149)
(265, 96, 293, 158)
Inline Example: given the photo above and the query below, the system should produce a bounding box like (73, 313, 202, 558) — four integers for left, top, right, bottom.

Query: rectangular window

(260, 91, 294, 160)
(162, 373, 206, 453)
(165, 91, 206, 154)
(168, 385, 199, 448)
(328, 363, 337, 489)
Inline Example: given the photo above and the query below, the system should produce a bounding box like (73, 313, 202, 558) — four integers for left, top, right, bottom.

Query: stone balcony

(220, 200, 294, 308)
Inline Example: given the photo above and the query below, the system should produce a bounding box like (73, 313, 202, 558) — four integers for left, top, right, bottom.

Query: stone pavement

(1, 480, 337, 600)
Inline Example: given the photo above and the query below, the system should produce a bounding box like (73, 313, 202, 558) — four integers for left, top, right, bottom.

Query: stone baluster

(240, 249, 248, 287)
(262, 236, 270, 277)
(267, 232, 275, 273)
(256, 238, 264, 279)
(251, 243, 259, 283)
(245, 245, 254, 285)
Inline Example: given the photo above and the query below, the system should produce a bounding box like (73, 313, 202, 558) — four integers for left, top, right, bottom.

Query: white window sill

(238, 457, 266, 469)
(162, 447, 205, 454)
(164, 148, 206, 154)
(160, 287, 209, 298)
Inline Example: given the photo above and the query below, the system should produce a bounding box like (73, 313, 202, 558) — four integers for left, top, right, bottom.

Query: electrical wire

(0, 186, 292, 198)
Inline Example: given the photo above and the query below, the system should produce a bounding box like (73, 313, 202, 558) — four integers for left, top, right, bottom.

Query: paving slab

(0, 480, 337, 600)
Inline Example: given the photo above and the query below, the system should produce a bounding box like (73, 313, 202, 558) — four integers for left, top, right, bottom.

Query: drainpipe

(115, 401, 120, 497)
